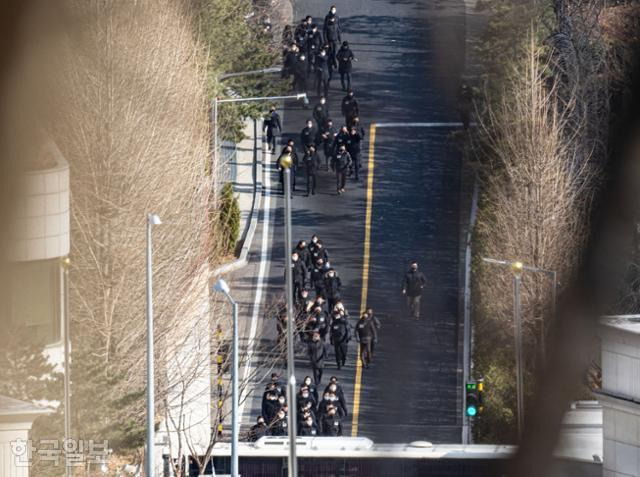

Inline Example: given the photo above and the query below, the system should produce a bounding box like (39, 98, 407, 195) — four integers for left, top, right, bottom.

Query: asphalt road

(234, 0, 466, 444)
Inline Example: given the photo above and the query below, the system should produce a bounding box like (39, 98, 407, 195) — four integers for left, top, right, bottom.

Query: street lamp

(212, 278, 239, 477)
(146, 213, 162, 477)
(211, 93, 309, 196)
(280, 153, 298, 477)
(481, 257, 557, 439)
(60, 256, 71, 477)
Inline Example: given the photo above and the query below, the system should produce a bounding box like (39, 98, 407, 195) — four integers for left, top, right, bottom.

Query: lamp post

(61, 256, 71, 477)
(146, 213, 162, 477)
(280, 153, 298, 477)
(212, 278, 239, 477)
(211, 93, 308, 197)
(481, 257, 557, 438)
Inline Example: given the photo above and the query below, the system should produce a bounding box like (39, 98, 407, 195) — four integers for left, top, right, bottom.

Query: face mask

(302, 392, 309, 398)
(331, 8, 337, 14)
(324, 395, 330, 400)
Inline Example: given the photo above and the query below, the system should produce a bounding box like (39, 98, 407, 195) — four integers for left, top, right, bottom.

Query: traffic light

(465, 382, 479, 417)
(466, 381, 485, 417)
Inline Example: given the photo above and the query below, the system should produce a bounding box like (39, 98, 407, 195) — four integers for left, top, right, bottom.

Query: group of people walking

(264, 4, 365, 197)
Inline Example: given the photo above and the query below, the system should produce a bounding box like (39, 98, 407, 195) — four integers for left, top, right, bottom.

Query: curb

(212, 120, 265, 278)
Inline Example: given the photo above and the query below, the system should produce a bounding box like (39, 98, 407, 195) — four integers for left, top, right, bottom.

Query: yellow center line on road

(351, 123, 377, 437)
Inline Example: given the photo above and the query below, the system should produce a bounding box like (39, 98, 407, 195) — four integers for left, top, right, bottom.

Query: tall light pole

(212, 278, 239, 477)
(61, 256, 71, 477)
(146, 213, 162, 477)
(481, 257, 558, 438)
(280, 153, 298, 477)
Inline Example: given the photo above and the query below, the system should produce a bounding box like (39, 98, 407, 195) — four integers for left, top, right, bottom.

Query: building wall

(599, 317, 640, 477)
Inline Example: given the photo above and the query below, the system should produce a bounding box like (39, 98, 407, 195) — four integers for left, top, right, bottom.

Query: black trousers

(406, 294, 422, 318)
(327, 296, 338, 313)
(312, 366, 323, 385)
(336, 170, 347, 191)
(267, 132, 277, 152)
(307, 172, 317, 195)
(334, 342, 347, 368)
(359, 341, 372, 366)
(351, 152, 361, 179)
(340, 71, 351, 90)
(317, 76, 329, 97)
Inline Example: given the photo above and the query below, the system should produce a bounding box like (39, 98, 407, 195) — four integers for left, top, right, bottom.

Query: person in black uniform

(311, 239, 329, 265)
(330, 311, 351, 369)
(303, 145, 321, 196)
(323, 17, 341, 58)
(299, 415, 319, 436)
(307, 331, 326, 385)
(263, 106, 282, 153)
(323, 5, 342, 47)
(355, 312, 378, 368)
(314, 48, 331, 98)
(289, 251, 308, 301)
(336, 41, 356, 91)
(295, 16, 313, 47)
(331, 144, 352, 194)
(321, 406, 343, 436)
(262, 392, 281, 424)
(401, 261, 427, 319)
(302, 375, 319, 403)
(320, 118, 337, 170)
(347, 126, 363, 180)
(300, 120, 315, 152)
(341, 90, 359, 127)
(364, 307, 381, 357)
(270, 409, 288, 436)
(323, 268, 342, 312)
(248, 416, 268, 441)
(306, 24, 323, 70)
(293, 53, 309, 96)
(282, 43, 298, 80)
(313, 96, 329, 131)
(294, 239, 312, 269)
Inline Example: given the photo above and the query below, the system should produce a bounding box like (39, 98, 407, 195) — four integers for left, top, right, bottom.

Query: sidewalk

(214, 118, 263, 276)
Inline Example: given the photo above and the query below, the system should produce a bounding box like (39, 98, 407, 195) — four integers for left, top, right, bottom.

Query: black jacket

(314, 54, 330, 80)
(347, 130, 363, 156)
(402, 270, 427, 297)
(270, 416, 288, 436)
(307, 339, 326, 369)
(264, 111, 282, 135)
(336, 46, 355, 73)
(323, 13, 342, 42)
(311, 245, 329, 264)
(293, 56, 308, 80)
(332, 151, 352, 172)
(248, 423, 268, 441)
(304, 149, 321, 175)
(330, 317, 351, 344)
(294, 244, 312, 268)
(299, 423, 319, 436)
(306, 31, 323, 56)
(290, 259, 308, 285)
(313, 102, 329, 127)
(321, 415, 343, 436)
(356, 316, 378, 343)
(341, 95, 359, 119)
(300, 126, 315, 149)
(324, 274, 342, 299)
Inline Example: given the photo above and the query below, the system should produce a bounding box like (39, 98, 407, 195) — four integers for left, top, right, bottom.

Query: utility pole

(281, 154, 298, 477)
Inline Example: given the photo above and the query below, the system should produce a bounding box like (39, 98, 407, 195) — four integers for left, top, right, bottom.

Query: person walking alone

(336, 41, 356, 91)
(263, 105, 282, 153)
(331, 144, 352, 195)
(401, 261, 427, 319)
(355, 312, 377, 369)
(307, 331, 326, 385)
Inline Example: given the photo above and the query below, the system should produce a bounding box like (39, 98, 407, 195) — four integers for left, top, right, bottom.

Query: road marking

(351, 123, 377, 436)
(376, 122, 475, 128)
(238, 146, 273, 422)
(350, 120, 468, 436)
